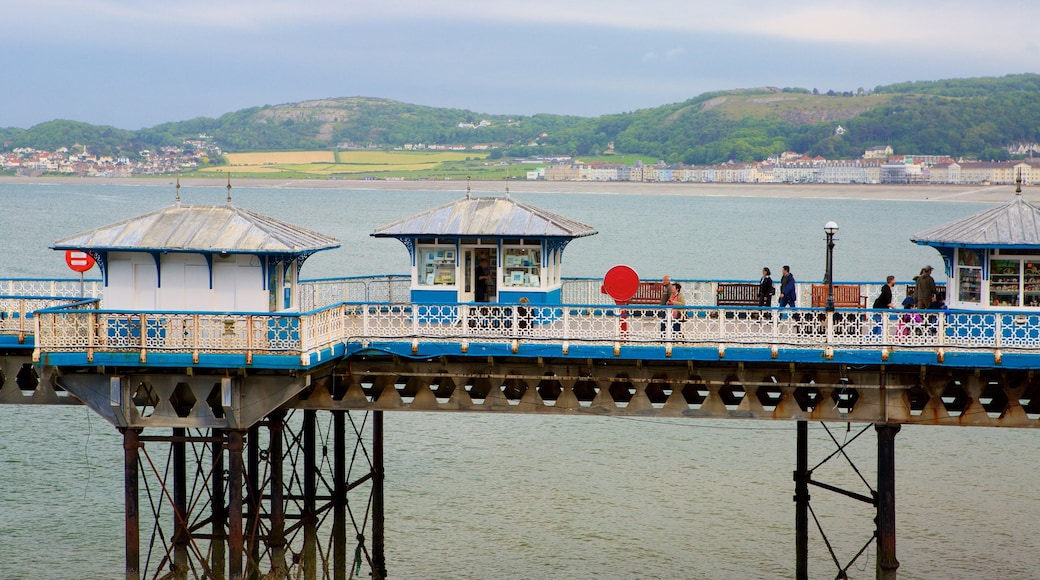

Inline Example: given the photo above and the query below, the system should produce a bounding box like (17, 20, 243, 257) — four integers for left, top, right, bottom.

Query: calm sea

(1, 181, 1038, 579)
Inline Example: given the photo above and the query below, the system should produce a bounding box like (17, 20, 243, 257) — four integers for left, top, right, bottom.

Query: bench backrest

(600, 280, 664, 305)
(811, 284, 865, 307)
(629, 281, 665, 304)
(716, 282, 760, 306)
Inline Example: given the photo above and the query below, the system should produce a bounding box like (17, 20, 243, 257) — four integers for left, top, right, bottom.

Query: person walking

(660, 282, 686, 336)
(758, 267, 774, 307)
(871, 275, 896, 335)
(914, 266, 937, 309)
(659, 275, 672, 306)
(873, 276, 896, 309)
(778, 266, 797, 307)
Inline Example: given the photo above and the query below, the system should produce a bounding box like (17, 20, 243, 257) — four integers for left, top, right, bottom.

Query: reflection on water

(0, 182, 1037, 579)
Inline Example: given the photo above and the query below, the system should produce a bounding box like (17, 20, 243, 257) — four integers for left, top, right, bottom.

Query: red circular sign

(65, 250, 96, 273)
(602, 265, 640, 302)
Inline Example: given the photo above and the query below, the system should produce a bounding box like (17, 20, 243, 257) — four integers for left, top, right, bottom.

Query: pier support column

(228, 430, 245, 580)
(373, 410, 387, 580)
(269, 411, 287, 576)
(876, 424, 901, 579)
(333, 411, 347, 580)
(245, 425, 260, 578)
(793, 420, 809, 580)
(211, 429, 227, 580)
(123, 428, 141, 580)
(304, 410, 318, 580)
(172, 428, 188, 579)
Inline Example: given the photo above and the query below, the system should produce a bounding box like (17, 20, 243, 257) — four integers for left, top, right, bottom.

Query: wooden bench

(629, 281, 667, 305)
(716, 282, 761, 307)
(601, 280, 666, 305)
(811, 284, 867, 308)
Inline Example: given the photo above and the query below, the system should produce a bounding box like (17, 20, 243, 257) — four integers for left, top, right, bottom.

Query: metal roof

(912, 194, 1040, 248)
(52, 203, 341, 254)
(371, 195, 597, 239)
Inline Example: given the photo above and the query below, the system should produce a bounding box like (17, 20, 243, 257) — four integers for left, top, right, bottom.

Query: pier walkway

(4, 275, 1039, 429)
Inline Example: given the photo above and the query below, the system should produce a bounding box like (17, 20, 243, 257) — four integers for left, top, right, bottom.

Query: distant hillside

(3, 74, 1040, 165)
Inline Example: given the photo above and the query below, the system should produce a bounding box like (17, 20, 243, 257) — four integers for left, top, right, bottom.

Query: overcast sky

(3, 0, 1038, 130)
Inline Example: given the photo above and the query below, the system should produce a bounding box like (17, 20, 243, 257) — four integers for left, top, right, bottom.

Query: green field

(189, 149, 539, 180)
(184, 150, 663, 181)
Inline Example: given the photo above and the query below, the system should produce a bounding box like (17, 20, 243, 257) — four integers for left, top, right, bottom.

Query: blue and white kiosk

(913, 184, 1040, 310)
(372, 188, 596, 306)
(50, 184, 340, 312)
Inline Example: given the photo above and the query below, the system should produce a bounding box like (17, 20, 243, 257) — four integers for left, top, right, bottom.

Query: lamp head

(824, 221, 839, 235)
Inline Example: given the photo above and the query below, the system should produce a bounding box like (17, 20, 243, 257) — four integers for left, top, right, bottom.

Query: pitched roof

(372, 195, 597, 239)
(912, 194, 1040, 248)
(52, 203, 341, 254)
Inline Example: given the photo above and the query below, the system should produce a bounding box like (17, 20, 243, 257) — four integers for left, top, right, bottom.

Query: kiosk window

(419, 247, 456, 286)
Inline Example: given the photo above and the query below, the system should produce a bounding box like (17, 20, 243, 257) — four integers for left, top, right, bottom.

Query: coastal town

(530, 146, 1040, 185)
(2, 136, 1038, 186)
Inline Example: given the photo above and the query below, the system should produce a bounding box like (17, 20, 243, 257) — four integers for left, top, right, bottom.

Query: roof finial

(466, 175, 471, 199)
(226, 172, 233, 205)
(175, 176, 181, 205)
(1016, 169, 1023, 196)
(505, 186, 510, 199)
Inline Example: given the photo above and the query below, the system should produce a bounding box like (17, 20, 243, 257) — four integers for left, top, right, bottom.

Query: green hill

(3, 74, 1040, 164)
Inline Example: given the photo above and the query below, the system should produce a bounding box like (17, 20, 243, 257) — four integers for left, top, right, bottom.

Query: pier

(4, 274, 1040, 579)
(4, 182, 1040, 578)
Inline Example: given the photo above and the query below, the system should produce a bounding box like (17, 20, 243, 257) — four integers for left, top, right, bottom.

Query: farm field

(201, 150, 518, 180)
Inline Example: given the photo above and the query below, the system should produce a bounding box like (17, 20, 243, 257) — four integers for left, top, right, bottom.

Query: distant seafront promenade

(0, 175, 1029, 204)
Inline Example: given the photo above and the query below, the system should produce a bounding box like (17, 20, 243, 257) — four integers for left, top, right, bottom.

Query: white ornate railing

(30, 302, 1040, 365)
(1, 275, 908, 311)
(561, 278, 909, 308)
(297, 275, 411, 311)
(1, 297, 98, 338)
(0, 278, 102, 298)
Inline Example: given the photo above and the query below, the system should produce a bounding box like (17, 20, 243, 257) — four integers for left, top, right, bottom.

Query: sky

(3, 0, 1039, 130)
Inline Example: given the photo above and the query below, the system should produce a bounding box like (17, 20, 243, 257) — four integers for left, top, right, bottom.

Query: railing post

(246, 316, 254, 364)
(193, 314, 200, 364)
(139, 313, 147, 363)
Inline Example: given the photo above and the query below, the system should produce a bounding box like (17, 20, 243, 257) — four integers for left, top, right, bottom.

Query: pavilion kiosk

(51, 189, 340, 312)
(912, 186, 1040, 310)
(372, 190, 596, 306)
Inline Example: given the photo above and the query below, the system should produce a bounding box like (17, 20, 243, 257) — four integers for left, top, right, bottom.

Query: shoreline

(0, 175, 1027, 203)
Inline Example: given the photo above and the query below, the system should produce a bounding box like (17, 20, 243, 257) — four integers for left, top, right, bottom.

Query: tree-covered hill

(3, 74, 1040, 164)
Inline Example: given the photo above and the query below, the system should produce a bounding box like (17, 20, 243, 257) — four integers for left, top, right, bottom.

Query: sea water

(0, 181, 1038, 579)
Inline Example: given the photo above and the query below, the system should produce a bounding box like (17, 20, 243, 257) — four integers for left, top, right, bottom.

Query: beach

(0, 175, 1027, 203)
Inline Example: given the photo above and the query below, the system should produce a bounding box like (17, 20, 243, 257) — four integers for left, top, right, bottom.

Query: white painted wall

(102, 252, 267, 312)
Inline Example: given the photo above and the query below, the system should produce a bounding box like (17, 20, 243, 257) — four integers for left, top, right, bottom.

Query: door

(460, 249, 475, 303)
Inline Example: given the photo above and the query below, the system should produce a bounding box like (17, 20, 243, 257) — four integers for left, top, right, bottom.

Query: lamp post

(824, 221, 838, 313)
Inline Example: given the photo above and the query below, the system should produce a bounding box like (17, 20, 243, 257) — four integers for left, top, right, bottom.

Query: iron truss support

(794, 421, 901, 579)
(273, 358, 1040, 427)
(119, 410, 384, 579)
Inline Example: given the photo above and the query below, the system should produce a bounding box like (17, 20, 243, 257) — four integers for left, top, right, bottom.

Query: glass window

(990, 258, 1020, 307)
(418, 246, 456, 286)
(502, 247, 541, 288)
(957, 249, 981, 303)
(1026, 261, 1040, 307)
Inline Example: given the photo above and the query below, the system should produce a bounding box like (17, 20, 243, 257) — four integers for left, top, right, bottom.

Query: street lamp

(824, 221, 839, 313)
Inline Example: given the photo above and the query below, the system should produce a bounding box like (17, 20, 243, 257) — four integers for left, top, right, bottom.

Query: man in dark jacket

(873, 276, 895, 309)
(915, 266, 937, 309)
(778, 266, 797, 307)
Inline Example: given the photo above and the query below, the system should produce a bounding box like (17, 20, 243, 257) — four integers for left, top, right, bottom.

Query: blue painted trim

(38, 345, 346, 371)
(151, 252, 162, 288)
(0, 335, 33, 349)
